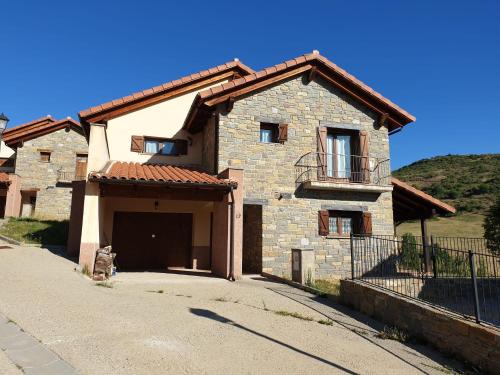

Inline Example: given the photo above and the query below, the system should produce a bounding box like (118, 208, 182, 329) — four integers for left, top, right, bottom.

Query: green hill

(393, 154, 500, 214)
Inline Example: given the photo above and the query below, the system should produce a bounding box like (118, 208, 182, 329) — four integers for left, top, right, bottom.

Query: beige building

(72, 51, 453, 280)
(0, 116, 88, 220)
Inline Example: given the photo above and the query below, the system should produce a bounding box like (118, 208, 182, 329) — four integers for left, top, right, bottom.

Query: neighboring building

(1, 116, 88, 220)
(73, 51, 453, 279)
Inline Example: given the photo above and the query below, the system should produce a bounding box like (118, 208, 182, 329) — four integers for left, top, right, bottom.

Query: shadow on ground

(251, 276, 470, 375)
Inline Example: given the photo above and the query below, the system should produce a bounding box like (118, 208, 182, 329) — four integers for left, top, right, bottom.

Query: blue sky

(1, 0, 499, 169)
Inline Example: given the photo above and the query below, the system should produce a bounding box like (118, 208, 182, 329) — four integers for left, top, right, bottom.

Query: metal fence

(351, 234, 500, 327)
(294, 152, 391, 186)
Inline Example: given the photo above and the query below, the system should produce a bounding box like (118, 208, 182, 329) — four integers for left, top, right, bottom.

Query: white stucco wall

(0, 140, 14, 158)
(104, 79, 228, 166)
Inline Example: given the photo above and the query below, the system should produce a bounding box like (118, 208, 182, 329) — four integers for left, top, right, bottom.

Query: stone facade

(15, 128, 88, 220)
(217, 75, 394, 279)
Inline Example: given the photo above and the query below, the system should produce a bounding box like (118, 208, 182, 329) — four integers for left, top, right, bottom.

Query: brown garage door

(112, 212, 193, 270)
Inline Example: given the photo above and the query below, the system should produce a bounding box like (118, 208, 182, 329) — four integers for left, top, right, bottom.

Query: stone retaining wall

(340, 279, 500, 374)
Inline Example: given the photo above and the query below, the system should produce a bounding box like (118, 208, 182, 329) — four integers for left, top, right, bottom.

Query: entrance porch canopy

(392, 177, 456, 224)
(89, 161, 237, 199)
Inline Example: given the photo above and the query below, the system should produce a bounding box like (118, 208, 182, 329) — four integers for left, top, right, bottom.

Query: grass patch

(317, 319, 333, 326)
(274, 310, 314, 321)
(81, 264, 91, 278)
(0, 217, 68, 245)
(212, 296, 230, 302)
(95, 281, 114, 288)
(376, 325, 409, 343)
(309, 279, 340, 297)
(397, 213, 484, 238)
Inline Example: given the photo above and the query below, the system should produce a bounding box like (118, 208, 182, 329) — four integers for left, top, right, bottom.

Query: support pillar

(78, 182, 103, 274)
(211, 168, 243, 279)
(421, 217, 431, 273)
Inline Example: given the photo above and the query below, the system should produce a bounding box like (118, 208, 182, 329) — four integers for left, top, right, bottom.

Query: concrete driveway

(0, 242, 466, 374)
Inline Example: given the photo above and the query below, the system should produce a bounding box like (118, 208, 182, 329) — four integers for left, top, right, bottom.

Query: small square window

(260, 123, 279, 143)
(40, 151, 51, 162)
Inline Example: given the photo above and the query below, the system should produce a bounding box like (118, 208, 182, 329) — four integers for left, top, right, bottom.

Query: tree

(484, 195, 500, 255)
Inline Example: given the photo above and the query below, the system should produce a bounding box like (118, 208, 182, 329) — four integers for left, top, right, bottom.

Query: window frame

(327, 210, 361, 237)
(259, 123, 279, 144)
(326, 129, 357, 180)
(39, 151, 51, 163)
(142, 137, 187, 156)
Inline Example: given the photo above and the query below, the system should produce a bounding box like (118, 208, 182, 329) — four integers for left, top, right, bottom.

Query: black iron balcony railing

(57, 170, 86, 183)
(295, 152, 391, 186)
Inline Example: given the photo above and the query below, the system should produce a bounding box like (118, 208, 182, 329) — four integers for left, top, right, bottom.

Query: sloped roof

(3, 117, 82, 147)
(78, 60, 255, 127)
(89, 161, 237, 188)
(184, 51, 415, 132)
(392, 177, 456, 222)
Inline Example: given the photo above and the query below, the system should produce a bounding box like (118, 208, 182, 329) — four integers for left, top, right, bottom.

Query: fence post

(468, 251, 481, 324)
(350, 234, 355, 280)
(431, 235, 437, 278)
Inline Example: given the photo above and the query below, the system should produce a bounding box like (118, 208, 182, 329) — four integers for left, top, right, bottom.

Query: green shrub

(400, 233, 421, 271)
(484, 195, 500, 255)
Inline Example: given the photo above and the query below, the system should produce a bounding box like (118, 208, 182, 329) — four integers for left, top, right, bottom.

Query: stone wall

(217, 75, 394, 279)
(340, 280, 500, 374)
(15, 128, 88, 220)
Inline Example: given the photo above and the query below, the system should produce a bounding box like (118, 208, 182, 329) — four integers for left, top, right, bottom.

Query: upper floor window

(260, 122, 288, 144)
(40, 151, 51, 163)
(130, 136, 187, 156)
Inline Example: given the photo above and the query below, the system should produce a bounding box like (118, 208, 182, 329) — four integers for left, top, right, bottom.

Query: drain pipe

(228, 186, 236, 281)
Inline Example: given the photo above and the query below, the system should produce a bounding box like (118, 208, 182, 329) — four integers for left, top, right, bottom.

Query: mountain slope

(393, 154, 500, 214)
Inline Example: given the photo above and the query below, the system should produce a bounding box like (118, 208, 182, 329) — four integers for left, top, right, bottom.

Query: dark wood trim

(204, 65, 313, 107)
(306, 66, 317, 83)
(225, 96, 235, 113)
(315, 70, 404, 129)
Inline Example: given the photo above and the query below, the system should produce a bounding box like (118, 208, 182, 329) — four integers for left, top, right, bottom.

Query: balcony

(57, 170, 86, 183)
(295, 152, 392, 193)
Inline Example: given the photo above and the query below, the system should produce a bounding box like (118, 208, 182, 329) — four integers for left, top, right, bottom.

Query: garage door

(111, 212, 193, 270)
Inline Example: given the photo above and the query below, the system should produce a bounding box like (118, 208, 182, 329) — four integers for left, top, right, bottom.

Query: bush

(400, 233, 421, 271)
(484, 195, 500, 255)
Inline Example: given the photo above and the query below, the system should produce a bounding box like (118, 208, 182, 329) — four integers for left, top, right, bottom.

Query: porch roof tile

(89, 161, 237, 188)
(0, 172, 10, 185)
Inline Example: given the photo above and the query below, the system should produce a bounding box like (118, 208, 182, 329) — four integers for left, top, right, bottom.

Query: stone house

(0, 116, 88, 220)
(72, 51, 454, 279)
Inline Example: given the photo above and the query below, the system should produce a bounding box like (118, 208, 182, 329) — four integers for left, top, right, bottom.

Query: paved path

(0, 242, 468, 374)
(0, 313, 75, 374)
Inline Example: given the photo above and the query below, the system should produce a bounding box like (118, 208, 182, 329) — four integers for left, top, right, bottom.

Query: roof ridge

(4, 115, 55, 134)
(79, 60, 254, 120)
(195, 51, 415, 125)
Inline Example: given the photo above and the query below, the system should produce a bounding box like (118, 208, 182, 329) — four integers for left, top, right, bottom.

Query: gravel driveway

(0, 242, 466, 374)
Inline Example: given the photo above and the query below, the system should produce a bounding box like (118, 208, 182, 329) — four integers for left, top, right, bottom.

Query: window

(326, 133, 352, 178)
(260, 123, 278, 143)
(40, 151, 51, 163)
(319, 210, 371, 236)
(260, 123, 288, 143)
(138, 137, 187, 156)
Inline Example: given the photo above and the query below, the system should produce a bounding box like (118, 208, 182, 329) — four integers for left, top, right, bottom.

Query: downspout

(228, 186, 235, 281)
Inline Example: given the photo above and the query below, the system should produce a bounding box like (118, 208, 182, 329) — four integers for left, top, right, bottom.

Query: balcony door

(326, 133, 351, 179)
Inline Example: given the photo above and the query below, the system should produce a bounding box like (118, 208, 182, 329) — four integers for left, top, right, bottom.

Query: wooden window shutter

(174, 139, 188, 155)
(278, 123, 288, 142)
(362, 212, 372, 235)
(318, 210, 329, 236)
(130, 136, 144, 152)
(359, 130, 370, 183)
(316, 126, 328, 180)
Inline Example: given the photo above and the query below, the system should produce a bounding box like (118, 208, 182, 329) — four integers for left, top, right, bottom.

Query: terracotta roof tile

(0, 172, 10, 184)
(3, 117, 81, 147)
(79, 60, 254, 120)
(391, 177, 456, 214)
(192, 52, 415, 128)
(89, 161, 237, 188)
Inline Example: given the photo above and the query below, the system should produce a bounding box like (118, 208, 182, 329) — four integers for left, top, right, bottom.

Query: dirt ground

(0, 243, 467, 374)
